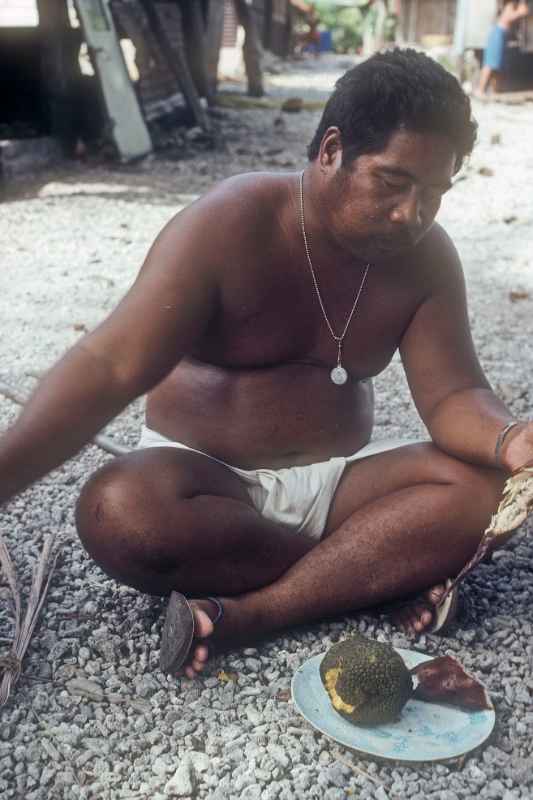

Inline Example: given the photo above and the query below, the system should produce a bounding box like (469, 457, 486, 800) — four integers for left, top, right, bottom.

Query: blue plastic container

(319, 29, 333, 52)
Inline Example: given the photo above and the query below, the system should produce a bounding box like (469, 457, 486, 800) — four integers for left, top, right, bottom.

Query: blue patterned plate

(291, 648, 495, 763)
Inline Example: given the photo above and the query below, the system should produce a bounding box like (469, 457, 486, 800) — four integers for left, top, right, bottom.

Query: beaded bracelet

(495, 421, 522, 467)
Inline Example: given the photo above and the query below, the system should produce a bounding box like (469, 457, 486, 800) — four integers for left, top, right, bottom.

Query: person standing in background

(477, 0, 530, 95)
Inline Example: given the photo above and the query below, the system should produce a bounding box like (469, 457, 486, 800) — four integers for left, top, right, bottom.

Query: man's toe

(195, 644, 209, 662)
(191, 605, 215, 639)
(419, 606, 434, 629)
(425, 584, 446, 605)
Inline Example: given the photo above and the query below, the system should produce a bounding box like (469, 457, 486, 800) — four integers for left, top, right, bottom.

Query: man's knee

(76, 456, 153, 572)
(75, 450, 190, 579)
(75, 448, 249, 583)
(77, 449, 195, 541)
(409, 442, 504, 533)
(431, 447, 505, 529)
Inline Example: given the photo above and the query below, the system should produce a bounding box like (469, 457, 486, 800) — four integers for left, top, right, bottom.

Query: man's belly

(145, 359, 375, 469)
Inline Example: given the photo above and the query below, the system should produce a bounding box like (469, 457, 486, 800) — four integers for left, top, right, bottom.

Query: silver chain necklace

(298, 169, 370, 386)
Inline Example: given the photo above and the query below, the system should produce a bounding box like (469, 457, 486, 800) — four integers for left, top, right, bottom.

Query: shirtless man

(1, 49, 532, 679)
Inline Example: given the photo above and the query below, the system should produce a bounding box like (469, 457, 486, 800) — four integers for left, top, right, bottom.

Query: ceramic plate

(291, 648, 495, 763)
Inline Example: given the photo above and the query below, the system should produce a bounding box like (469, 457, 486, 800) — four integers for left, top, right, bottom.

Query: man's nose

(390, 190, 423, 231)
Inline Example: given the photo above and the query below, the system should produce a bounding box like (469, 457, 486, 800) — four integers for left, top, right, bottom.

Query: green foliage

(315, 2, 370, 54)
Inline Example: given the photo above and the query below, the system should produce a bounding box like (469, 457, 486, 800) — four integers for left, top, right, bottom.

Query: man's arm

(512, 1, 530, 22)
(0, 203, 218, 507)
(399, 225, 532, 472)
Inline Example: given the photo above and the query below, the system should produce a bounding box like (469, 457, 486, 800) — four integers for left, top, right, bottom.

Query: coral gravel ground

(1, 56, 533, 799)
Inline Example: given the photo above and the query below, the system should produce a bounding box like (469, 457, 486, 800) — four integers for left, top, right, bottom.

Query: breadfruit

(319, 634, 413, 725)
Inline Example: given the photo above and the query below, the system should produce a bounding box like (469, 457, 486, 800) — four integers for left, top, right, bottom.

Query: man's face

(322, 128, 457, 261)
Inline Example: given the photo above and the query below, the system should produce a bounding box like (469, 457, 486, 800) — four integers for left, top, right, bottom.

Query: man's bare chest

(194, 261, 421, 381)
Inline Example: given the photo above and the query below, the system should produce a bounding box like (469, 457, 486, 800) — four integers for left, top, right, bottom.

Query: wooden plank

(416, 0, 455, 40)
(146, 0, 209, 130)
(74, 0, 152, 160)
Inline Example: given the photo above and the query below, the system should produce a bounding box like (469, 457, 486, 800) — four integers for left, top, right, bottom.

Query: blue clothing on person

(483, 25, 508, 70)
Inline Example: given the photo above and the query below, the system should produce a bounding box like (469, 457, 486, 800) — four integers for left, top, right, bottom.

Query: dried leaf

(281, 97, 303, 113)
(509, 290, 530, 302)
(436, 463, 533, 609)
(0, 533, 58, 707)
(217, 670, 238, 684)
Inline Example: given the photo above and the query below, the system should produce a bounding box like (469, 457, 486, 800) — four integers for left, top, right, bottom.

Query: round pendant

(330, 365, 348, 385)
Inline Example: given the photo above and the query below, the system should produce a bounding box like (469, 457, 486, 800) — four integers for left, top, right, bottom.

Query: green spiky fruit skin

(319, 634, 413, 726)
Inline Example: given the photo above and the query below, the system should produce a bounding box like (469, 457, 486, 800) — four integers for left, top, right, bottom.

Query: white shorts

(137, 426, 420, 541)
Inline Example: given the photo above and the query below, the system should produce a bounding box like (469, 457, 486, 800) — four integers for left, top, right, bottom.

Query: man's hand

(500, 421, 533, 473)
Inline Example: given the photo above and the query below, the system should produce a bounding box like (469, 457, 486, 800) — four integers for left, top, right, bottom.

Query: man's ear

(318, 127, 343, 170)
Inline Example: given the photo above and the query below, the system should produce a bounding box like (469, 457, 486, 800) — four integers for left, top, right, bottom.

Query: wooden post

(180, 0, 210, 98)
(206, 0, 225, 101)
(234, 0, 264, 97)
(409, 0, 419, 42)
(36, 0, 79, 152)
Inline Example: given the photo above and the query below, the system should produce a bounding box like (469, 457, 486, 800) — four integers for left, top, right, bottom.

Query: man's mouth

(375, 232, 418, 253)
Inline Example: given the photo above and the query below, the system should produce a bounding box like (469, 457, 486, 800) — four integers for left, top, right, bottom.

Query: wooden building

(1, 0, 300, 172)
(455, 0, 533, 53)
(0, 0, 213, 164)
(219, 0, 293, 58)
(397, 0, 456, 46)
(398, 0, 533, 54)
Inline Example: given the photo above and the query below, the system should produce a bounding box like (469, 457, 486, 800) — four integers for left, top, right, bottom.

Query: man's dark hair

(308, 48, 477, 173)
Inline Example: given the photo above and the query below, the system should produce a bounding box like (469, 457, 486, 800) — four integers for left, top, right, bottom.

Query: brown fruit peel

(411, 655, 493, 711)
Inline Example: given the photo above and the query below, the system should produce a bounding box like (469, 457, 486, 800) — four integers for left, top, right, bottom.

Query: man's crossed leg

(75, 443, 505, 678)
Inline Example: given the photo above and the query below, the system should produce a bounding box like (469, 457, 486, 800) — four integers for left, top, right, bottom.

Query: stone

(267, 744, 290, 768)
(189, 751, 210, 774)
(163, 759, 194, 797)
(65, 678, 104, 702)
(241, 785, 262, 800)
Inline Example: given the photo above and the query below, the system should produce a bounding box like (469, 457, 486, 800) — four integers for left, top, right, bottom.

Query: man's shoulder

(172, 171, 292, 255)
(162, 171, 287, 246)
(412, 222, 462, 279)
(416, 221, 457, 257)
(200, 171, 293, 218)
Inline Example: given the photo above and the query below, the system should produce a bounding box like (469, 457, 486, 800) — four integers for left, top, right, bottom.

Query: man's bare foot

(181, 598, 219, 679)
(164, 593, 260, 679)
(391, 584, 450, 635)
